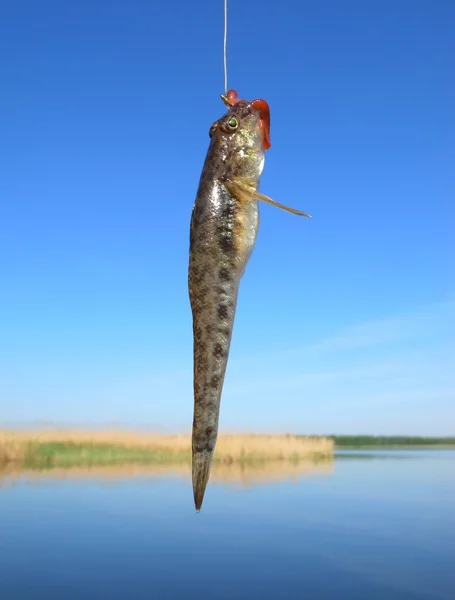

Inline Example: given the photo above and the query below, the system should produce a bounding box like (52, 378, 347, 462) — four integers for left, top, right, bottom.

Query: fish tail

(189, 263, 239, 511)
(192, 447, 215, 511)
(192, 361, 221, 511)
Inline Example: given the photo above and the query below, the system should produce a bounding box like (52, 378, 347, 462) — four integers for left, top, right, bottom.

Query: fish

(188, 89, 311, 511)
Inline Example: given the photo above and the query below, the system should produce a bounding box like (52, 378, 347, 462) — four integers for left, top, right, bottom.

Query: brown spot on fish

(213, 343, 224, 358)
(218, 232, 234, 254)
(218, 304, 228, 320)
(195, 287, 209, 304)
(219, 267, 231, 281)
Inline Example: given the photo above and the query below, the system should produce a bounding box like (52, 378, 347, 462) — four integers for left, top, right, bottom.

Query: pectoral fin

(253, 189, 312, 218)
(226, 179, 312, 218)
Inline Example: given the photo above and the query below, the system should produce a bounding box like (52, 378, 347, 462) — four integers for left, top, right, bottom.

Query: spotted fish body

(188, 90, 310, 511)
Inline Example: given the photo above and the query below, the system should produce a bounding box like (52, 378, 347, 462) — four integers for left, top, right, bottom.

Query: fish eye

(227, 117, 239, 130)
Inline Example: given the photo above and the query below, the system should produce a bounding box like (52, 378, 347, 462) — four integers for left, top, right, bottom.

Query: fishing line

(223, 0, 228, 94)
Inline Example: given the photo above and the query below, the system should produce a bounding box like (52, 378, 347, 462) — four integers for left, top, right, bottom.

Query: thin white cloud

(3, 295, 454, 434)
(217, 297, 455, 434)
(231, 297, 455, 366)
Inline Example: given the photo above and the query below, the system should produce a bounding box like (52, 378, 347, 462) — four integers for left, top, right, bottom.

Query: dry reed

(0, 428, 333, 465)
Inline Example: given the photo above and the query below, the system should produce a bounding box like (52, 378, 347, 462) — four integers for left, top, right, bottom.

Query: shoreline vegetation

(0, 430, 333, 470)
(1, 431, 453, 472)
(328, 435, 455, 448)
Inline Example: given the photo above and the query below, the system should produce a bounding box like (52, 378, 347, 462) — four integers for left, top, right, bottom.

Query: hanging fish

(188, 89, 311, 511)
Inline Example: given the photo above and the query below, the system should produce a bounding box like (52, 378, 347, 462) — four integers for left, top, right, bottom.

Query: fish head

(208, 89, 271, 183)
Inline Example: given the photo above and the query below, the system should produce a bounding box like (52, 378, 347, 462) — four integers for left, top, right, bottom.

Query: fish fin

(192, 448, 213, 512)
(226, 178, 312, 218)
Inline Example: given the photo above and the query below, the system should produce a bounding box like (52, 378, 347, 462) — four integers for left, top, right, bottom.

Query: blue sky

(1, 0, 454, 435)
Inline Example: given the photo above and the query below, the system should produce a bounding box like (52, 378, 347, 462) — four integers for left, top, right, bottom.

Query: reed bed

(0, 429, 333, 467)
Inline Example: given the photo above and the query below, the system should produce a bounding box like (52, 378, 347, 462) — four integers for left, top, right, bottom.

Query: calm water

(1, 450, 454, 599)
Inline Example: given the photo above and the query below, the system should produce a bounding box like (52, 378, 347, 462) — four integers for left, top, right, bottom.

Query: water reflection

(335, 449, 455, 460)
(1, 452, 453, 599)
(0, 458, 333, 490)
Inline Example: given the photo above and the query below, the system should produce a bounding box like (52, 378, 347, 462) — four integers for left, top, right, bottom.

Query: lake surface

(1, 450, 454, 599)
